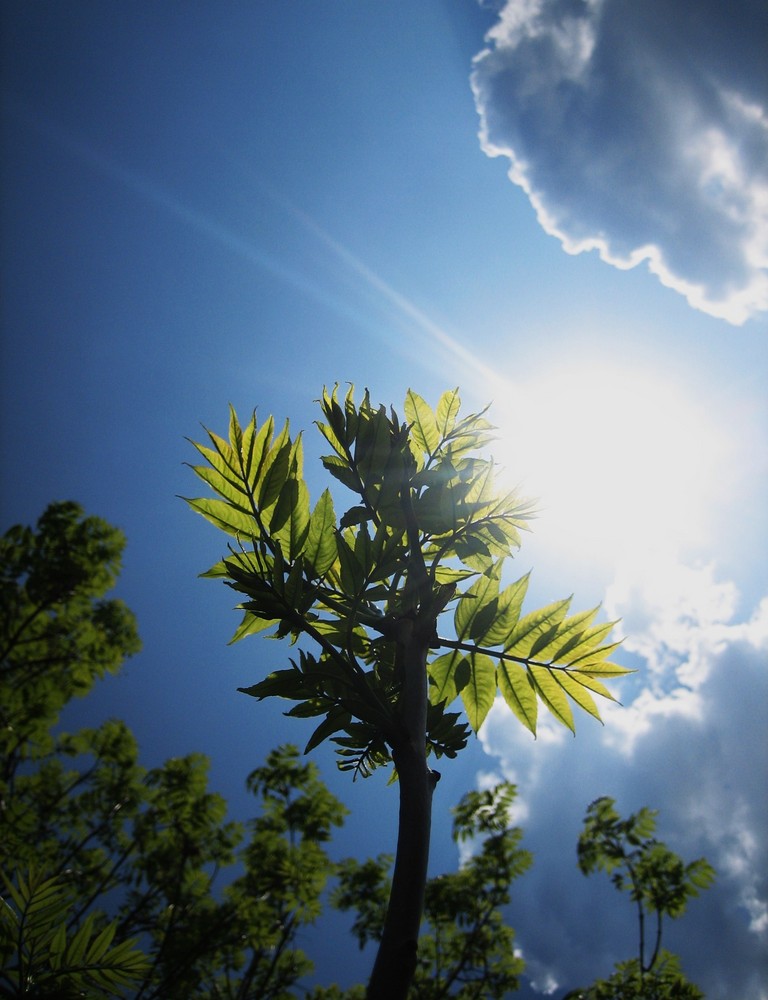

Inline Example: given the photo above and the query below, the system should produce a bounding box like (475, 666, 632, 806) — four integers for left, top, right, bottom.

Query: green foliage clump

(0, 503, 346, 998)
(566, 796, 715, 999)
(313, 781, 531, 1000)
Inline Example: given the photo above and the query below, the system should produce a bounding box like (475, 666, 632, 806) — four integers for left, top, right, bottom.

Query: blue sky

(1, 2, 767, 997)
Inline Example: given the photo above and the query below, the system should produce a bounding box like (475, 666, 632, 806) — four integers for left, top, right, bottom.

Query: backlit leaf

(566, 670, 616, 701)
(190, 463, 251, 512)
(481, 573, 529, 646)
(454, 563, 502, 639)
(570, 659, 633, 677)
(435, 387, 461, 438)
(241, 413, 275, 492)
(529, 665, 575, 732)
(271, 476, 311, 561)
(405, 389, 439, 455)
(557, 671, 603, 722)
(259, 421, 292, 511)
(229, 611, 279, 644)
(305, 489, 338, 577)
(186, 497, 257, 538)
(428, 650, 462, 706)
(497, 658, 537, 735)
(305, 707, 352, 754)
(460, 653, 496, 732)
(504, 597, 571, 657)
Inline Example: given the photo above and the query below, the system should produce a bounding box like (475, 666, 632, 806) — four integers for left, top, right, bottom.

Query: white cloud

(477, 558, 768, 996)
(471, 0, 768, 324)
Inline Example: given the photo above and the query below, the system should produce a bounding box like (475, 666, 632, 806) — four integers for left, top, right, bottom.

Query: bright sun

(493, 363, 727, 571)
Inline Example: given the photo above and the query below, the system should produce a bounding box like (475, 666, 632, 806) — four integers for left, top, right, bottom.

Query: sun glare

(493, 364, 727, 572)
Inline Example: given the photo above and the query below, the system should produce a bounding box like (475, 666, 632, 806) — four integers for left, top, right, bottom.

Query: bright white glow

(492, 364, 729, 574)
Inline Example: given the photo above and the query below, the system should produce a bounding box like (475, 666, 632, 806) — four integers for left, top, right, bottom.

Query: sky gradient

(2, 2, 767, 997)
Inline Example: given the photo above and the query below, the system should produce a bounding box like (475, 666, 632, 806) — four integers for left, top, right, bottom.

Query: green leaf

(529, 665, 575, 732)
(241, 412, 275, 491)
(189, 463, 251, 512)
(305, 707, 352, 754)
(321, 453, 360, 492)
(460, 653, 496, 732)
(566, 638, 624, 669)
(497, 658, 538, 735)
(185, 497, 257, 538)
(339, 505, 370, 528)
(259, 421, 292, 511)
(428, 650, 463, 706)
(271, 475, 311, 561)
(557, 671, 603, 722)
(239, 666, 306, 701)
(529, 607, 608, 663)
(336, 531, 365, 595)
(555, 618, 616, 663)
(67, 910, 97, 966)
(404, 389, 440, 455)
(228, 402, 243, 452)
(571, 659, 633, 677)
(229, 610, 279, 644)
(481, 573, 529, 646)
(566, 670, 617, 702)
(454, 563, 502, 640)
(305, 489, 338, 577)
(85, 920, 117, 964)
(504, 597, 571, 657)
(435, 387, 461, 438)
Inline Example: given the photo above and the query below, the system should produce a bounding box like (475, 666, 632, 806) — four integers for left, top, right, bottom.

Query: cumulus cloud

(477, 558, 768, 997)
(471, 0, 768, 324)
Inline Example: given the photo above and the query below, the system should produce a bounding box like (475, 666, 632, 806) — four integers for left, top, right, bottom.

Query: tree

(185, 385, 630, 998)
(564, 796, 716, 999)
(0, 504, 346, 998)
(316, 780, 532, 1000)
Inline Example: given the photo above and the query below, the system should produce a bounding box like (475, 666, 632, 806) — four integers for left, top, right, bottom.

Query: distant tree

(312, 780, 532, 1000)
(0, 504, 346, 997)
(186, 385, 630, 998)
(563, 797, 716, 1000)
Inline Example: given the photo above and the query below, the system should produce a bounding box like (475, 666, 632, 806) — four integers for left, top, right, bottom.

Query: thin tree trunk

(366, 615, 439, 1000)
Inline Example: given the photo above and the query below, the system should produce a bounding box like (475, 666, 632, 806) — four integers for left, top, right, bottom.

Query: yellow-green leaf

(481, 573, 530, 646)
(305, 489, 338, 577)
(190, 464, 251, 512)
(460, 652, 496, 732)
(428, 650, 462, 705)
(436, 388, 461, 437)
(570, 659, 632, 677)
(190, 436, 243, 494)
(505, 597, 571, 657)
(551, 616, 616, 664)
(498, 657, 537, 735)
(404, 389, 440, 455)
(529, 665, 574, 732)
(454, 562, 502, 639)
(259, 421, 292, 511)
(271, 477, 310, 561)
(557, 671, 603, 722)
(566, 637, 624, 668)
(186, 497, 257, 538)
(565, 670, 616, 701)
(229, 611, 278, 644)
(241, 414, 275, 492)
(530, 606, 599, 661)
